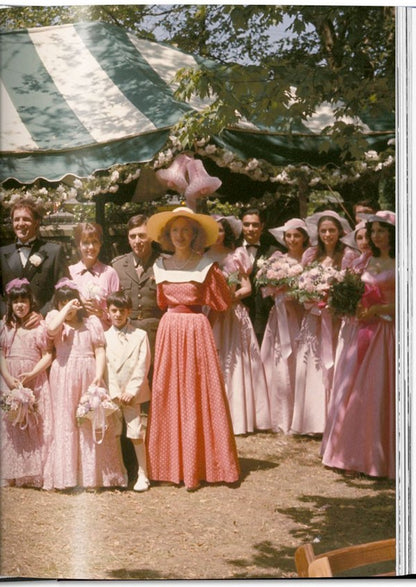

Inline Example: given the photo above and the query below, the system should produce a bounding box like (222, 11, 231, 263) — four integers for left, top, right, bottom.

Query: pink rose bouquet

(255, 253, 303, 297)
(290, 262, 344, 306)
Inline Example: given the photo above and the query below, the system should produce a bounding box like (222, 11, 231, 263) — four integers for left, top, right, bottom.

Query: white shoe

(133, 474, 150, 492)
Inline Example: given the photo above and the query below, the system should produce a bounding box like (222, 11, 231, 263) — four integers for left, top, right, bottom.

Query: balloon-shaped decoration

(155, 153, 192, 194)
(184, 158, 222, 210)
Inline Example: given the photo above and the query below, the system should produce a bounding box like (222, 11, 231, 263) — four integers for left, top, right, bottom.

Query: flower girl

(0, 278, 54, 489)
(45, 278, 127, 490)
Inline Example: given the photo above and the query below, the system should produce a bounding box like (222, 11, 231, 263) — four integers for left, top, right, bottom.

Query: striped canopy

(0, 21, 395, 184)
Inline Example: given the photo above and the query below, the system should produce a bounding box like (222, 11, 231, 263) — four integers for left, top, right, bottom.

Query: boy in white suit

(104, 290, 151, 492)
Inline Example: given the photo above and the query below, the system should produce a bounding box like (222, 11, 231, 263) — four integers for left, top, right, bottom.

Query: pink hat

(341, 221, 367, 250)
(306, 210, 352, 245)
(269, 218, 309, 247)
(363, 210, 396, 226)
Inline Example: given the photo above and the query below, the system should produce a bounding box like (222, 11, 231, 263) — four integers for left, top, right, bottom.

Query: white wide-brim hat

(305, 210, 352, 245)
(341, 220, 367, 250)
(212, 214, 243, 239)
(362, 210, 396, 226)
(268, 218, 309, 247)
(147, 206, 219, 247)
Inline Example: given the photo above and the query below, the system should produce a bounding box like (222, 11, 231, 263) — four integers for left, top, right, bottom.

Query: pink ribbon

(274, 293, 292, 359)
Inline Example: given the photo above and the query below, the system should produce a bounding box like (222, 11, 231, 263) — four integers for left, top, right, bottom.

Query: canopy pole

(95, 194, 113, 264)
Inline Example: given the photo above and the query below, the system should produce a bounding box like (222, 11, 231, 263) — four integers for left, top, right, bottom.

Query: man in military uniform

(111, 214, 162, 360)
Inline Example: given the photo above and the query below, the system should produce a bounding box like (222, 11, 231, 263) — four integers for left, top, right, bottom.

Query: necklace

(171, 252, 193, 270)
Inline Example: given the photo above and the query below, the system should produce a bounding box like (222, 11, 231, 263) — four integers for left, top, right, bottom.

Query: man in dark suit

(238, 207, 277, 344)
(0, 196, 69, 317)
(111, 214, 162, 359)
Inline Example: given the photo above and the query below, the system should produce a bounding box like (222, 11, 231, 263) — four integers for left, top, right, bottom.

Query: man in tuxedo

(111, 214, 162, 359)
(0, 197, 69, 317)
(238, 207, 277, 344)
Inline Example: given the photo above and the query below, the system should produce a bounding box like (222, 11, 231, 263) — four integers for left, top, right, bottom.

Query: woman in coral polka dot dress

(146, 207, 240, 491)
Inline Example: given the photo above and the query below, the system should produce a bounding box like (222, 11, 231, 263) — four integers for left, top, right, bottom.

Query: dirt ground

(0, 432, 395, 580)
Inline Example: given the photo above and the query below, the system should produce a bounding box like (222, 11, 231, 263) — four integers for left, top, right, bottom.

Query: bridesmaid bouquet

(289, 263, 344, 306)
(255, 254, 304, 296)
(76, 384, 119, 443)
(0, 384, 38, 429)
(327, 269, 366, 317)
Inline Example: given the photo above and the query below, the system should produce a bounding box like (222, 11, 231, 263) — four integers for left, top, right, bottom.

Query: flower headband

(5, 278, 30, 294)
(54, 277, 79, 291)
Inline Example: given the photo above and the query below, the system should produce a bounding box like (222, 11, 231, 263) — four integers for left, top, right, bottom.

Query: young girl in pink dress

(46, 279, 127, 490)
(291, 211, 358, 435)
(0, 278, 54, 489)
(146, 207, 240, 491)
(261, 218, 310, 434)
(207, 216, 271, 435)
(322, 211, 396, 478)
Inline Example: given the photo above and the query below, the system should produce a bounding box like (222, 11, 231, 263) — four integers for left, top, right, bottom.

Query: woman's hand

(18, 372, 35, 386)
(83, 298, 103, 318)
(3, 375, 20, 390)
(23, 311, 42, 330)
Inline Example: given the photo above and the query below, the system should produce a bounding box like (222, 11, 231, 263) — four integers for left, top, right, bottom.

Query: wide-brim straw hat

(305, 210, 352, 245)
(362, 210, 396, 227)
(147, 206, 219, 247)
(268, 218, 309, 247)
(341, 220, 367, 250)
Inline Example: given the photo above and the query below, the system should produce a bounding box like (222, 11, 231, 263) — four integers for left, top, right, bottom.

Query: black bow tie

(80, 268, 96, 276)
(245, 243, 260, 249)
(16, 242, 32, 250)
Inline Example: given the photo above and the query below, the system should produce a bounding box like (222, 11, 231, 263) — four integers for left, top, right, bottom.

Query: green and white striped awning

(0, 21, 395, 184)
(0, 21, 211, 183)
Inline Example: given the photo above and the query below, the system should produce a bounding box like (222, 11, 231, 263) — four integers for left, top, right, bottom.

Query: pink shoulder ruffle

(35, 320, 54, 351)
(301, 247, 318, 267)
(341, 246, 360, 270)
(223, 246, 253, 276)
(203, 264, 232, 311)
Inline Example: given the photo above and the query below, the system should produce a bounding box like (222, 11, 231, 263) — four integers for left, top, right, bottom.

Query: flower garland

(0, 133, 395, 214)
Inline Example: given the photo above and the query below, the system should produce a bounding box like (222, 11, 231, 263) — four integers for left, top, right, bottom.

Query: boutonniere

(28, 252, 45, 267)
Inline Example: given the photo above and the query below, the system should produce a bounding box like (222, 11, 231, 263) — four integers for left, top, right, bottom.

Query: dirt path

(0, 432, 395, 580)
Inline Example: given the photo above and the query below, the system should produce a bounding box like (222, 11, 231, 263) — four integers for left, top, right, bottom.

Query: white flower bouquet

(76, 384, 119, 444)
(0, 384, 38, 429)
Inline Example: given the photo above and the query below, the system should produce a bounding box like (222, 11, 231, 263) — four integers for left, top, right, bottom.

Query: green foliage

(328, 270, 366, 317)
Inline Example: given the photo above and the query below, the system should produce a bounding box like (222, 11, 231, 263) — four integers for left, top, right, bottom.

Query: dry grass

(0, 432, 395, 580)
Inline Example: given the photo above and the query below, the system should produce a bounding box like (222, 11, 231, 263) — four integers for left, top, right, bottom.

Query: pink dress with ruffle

(212, 246, 271, 435)
(260, 252, 305, 434)
(321, 259, 395, 478)
(291, 246, 358, 435)
(0, 321, 54, 489)
(146, 258, 240, 489)
(46, 312, 127, 489)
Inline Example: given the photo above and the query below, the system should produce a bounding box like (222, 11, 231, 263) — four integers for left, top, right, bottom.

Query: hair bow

(54, 278, 79, 291)
(5, 278, 30, 294)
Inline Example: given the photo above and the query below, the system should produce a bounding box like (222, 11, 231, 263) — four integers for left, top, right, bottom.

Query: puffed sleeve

(35, 320, 54, 352)
(301, 246, 318, 267)
(202, 264, 232, 311)
(0, 320, 8, 353)
(341, 246, 360, 269)
(45, 309, 63, 340)
(85, 315, 106, 348)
